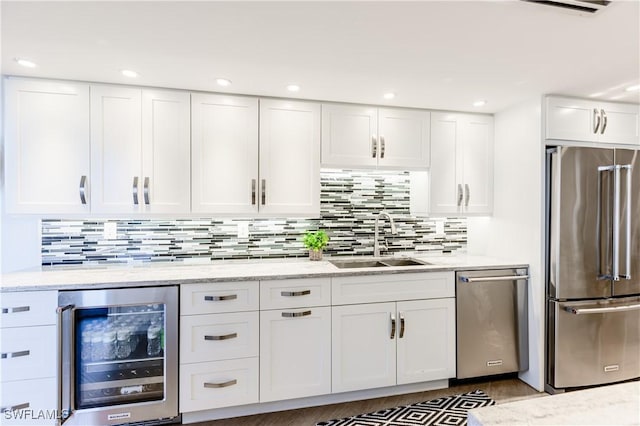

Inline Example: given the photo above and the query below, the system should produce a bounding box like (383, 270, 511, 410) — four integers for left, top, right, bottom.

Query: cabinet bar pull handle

(1, 306, 30, 314)
(390, 313, 396, 339)
(600, 109, 607, 134)
(282, 310, 312, 318)
(79, 175, 88, 205)
(372, 136, 377, 158)
(1, 350, 30, 359)
(399, 312, 405, 338)
(204, 294, 238, 302)
(593, 108, 601, 134)
(204, 379, 237, 389)
(380, 135, 385, 159)
(251, 179, 257, 205)
(204, 333, 237, 341)
(143, 177, 150, 205)
(0, 402, 30, 413)
(465, 183, 470, 207)
(281, 290, 311, 297)
(132, 177, 139, 205)
(261, 179, 266, 205)
(457, 184, 463, 207)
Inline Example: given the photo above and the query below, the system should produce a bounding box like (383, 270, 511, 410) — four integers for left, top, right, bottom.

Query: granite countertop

(468, 381, 640, 426)
(0, 254, 529, 292)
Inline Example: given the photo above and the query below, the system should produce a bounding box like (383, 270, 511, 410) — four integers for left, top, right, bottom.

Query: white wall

(468, 97, 545, 391)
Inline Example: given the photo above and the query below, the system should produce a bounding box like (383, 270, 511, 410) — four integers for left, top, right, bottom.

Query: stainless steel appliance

(456, 269, 529, 379)
(57, 286, 179, 425)
(546, 146, 640, 393)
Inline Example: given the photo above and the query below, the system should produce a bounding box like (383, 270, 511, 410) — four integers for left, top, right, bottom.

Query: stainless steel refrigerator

(546, 146, 640, 393)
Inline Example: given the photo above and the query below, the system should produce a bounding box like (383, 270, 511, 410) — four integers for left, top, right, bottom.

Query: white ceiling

(2, 0, 639, 113)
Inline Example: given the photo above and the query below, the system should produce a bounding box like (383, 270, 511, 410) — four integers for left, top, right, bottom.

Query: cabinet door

(378, 108, 430, 169)
(260, 307, 331, 402)
(90, 85, 142, 214)
(461, 114, 494, 215)
(545, 96, 598, 142)
(429, 112, 462, 215)
(396, 299, 456, 385)
(321, 104, 378, 168)
(191, 94, 258, 214)
(332, 303, 396, 393)
(599, 101, 640, 145)
(141, 89, 191, 214)
(4, 78, 90, 214)
(259, 99, 320, 216)
(0, 377, 57, 426)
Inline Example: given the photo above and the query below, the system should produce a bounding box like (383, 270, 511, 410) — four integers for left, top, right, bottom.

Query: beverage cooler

(58, 286, 178, 425)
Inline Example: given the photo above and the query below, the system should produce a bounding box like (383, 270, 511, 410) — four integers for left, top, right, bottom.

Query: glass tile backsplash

(41, 169, 467, 266)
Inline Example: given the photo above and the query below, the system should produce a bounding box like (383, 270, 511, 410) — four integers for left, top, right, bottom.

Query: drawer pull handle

(280, 290, 311, 297)
(204, 333, 238, 341)
(1, 402, 30, 413)
(282, 310, 312, 318)
(1, 350, 30, 359)
(204, 379, 237, 389)
(399, 311, 406, 339)
(390, 313, 396, 339)
(1, 306, 30, 314)
(204, 295, 238, 302)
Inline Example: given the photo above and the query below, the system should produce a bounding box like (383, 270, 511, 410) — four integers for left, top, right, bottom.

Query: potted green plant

(302, 230, 329, 261)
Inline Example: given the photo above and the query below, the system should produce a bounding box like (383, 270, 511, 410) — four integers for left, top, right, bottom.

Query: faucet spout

(374, 211, 397, 257)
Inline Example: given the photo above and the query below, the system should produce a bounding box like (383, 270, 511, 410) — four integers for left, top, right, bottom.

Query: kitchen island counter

(0, 254, 528, 291)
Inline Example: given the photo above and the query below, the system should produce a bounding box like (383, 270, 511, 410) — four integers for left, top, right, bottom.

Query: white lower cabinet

(0, 378, 58, 426)
(259, 306, 331, 402)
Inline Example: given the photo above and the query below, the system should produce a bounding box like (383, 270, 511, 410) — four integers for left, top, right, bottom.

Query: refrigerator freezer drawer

(456, 269, 528, 379)
(548, 297, 640, 389)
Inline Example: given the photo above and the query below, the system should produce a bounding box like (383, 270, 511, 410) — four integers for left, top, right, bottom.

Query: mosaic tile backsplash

(42, 169, 467, 266)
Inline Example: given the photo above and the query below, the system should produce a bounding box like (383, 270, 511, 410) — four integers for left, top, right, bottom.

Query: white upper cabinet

(322, 104, 430, 170)
(428, 112, 493, 216)
(192, 96, 320, 217)
(546, 96, 640, 145)
(4, 78, 90, 214)
(191, 93, 259, 215)
(259, 99, 320, 217)
(91, 85, 191, 214)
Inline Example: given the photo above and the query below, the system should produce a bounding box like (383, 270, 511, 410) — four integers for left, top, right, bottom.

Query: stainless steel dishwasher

(455, 268, 529, 379)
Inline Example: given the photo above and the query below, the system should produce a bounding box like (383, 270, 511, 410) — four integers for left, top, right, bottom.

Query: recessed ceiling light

(216, 78, 232, 87)
(473, 100, 487, 107)
(383, 92, 396, 100)
(286, 84, 300, 92)
(121, 69, 138, 78)
(15, 58, 36, 68)
(626, 84, 640, 92)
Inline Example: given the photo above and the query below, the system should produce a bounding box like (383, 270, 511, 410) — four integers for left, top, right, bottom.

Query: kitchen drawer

(0, 325, 56, 382)
(181, 281, 259, 315)
(0, 291, 57, 328)
(180, 311, 258, 363)
(0, 377, 57, 426)
(332, 272, 454, 305)
(179, 358, 259, 412)
(260, 278, 330, 310)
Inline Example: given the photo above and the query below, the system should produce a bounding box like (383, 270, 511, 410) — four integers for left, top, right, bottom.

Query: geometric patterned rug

(316, 390, 495, 426)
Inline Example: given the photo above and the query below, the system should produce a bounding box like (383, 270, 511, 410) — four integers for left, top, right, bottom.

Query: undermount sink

(330, 257, 430, 269)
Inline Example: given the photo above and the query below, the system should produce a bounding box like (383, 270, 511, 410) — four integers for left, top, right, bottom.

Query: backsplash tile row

(41, 169, 467, 266)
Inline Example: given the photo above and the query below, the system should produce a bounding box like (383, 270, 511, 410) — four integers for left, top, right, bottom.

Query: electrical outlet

(435, 220, 445, 236)
(237, 222, 249, 239)
(103, 222, 117, 240)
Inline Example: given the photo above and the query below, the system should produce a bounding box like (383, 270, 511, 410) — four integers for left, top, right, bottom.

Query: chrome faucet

(374, 211, 398, 257)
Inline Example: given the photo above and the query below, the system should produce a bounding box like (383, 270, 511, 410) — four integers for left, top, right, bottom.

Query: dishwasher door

(455, 269, 529, 379)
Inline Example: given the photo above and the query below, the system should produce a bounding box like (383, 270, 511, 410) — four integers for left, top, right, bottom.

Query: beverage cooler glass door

(58, 286, 178, 425)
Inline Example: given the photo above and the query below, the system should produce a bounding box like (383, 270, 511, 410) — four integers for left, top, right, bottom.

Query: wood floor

(190, 376, 543, 426)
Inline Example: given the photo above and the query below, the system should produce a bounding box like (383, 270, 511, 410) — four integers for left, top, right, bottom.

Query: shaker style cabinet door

(191, 94, 259, 215)
(141, 89, 191, 214)
(321, 104, 378, 168)
(90, 85, 142, 214)
(429, 113, 462, 215)
(259, 99, 321, 217)
(4, 78, 90, 214)
(377, 108, 430, 169)
(462, 114, 494, 215)
(597, 101, 640, 145)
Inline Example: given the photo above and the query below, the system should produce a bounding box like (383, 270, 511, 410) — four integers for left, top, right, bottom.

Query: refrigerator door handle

(565, 303, 640, 315)
(612, 165, 621, 280)
(620, 164, 633, 280)
(597, 165, 615, 280)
